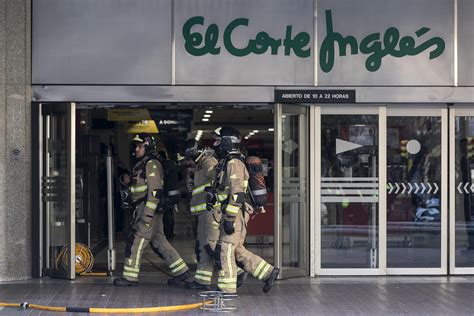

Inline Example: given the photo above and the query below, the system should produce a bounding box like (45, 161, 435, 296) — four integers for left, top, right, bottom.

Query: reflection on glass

(282, 114, 305, 268)
(455, 117, 474, 267)
(387, 116, 441, 268)
(43, 112, 71, 277)
(321, 115, 379, 269)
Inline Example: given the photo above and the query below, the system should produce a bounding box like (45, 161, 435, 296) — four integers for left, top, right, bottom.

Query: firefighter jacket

(216, 157, 249, 221)
(129, 155, 164, 224)
(190, 154, 218, 215)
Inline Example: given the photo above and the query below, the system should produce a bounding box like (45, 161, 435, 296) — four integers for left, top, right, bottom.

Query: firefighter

(180, 139, 248, 290)
(114, 133, 190, 286)
(212, 127, 279, 294)
(178, 139, 219, 290)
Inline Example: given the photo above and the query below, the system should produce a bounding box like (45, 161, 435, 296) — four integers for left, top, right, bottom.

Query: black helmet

(213, 127, 241, 157)
(132, 133, 157, 154)
(180, 139, 205, 162)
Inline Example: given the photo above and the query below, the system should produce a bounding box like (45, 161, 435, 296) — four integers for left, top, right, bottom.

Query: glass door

(386, 107, 447, 275)
(450, 106, 474, 274)
(275, 104, 308, 278)
(42, 103, 76, 279)
(316, 106, 385, 275)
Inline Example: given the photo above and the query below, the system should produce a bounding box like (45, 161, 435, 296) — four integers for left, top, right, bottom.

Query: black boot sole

(263, 268, 280, 293)
(167, 271, 192, 285)
(185, 281, 212, 290)
(113, 279, 139, 287)
(237, 272, 248, 288)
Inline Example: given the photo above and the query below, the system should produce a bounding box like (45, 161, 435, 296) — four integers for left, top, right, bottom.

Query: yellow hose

(89, 301, 210, 314)
(0, 300, 213, 314)
(55, 243, 95, 274)
(79, 272, 108, 277)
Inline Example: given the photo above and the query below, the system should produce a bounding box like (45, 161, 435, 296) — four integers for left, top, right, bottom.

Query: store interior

(73, 103, 275, 273)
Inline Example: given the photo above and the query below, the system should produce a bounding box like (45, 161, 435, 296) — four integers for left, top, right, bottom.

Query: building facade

(1, 0, 474, 281)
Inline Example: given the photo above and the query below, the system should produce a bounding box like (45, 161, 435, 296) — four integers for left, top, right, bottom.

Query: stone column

(0, 0, 32, 281)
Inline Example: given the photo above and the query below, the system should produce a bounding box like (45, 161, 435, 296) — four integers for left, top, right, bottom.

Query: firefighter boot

(113, 277, 139, 287)
(263, 268, 280, 293)
(237, 271, 248, 288)
(167, 270, 192, 285)
(185, 280, 212, 291)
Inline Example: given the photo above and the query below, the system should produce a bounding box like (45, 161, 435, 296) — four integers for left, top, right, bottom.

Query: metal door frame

(274, 103, 309, 278)
(315, 105, 387, 276)
(449, 106, 474, 274)
(40, 102, 76, 279)
(386, 106, 448, 275)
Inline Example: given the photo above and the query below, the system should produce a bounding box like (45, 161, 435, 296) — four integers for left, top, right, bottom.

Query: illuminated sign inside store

(182, 10, 446, 73)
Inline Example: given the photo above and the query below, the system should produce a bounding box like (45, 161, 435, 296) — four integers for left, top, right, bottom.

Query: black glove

(223, 220, 235, 235)
(204, 186, 217, 210)
(157, 197, 171, 213)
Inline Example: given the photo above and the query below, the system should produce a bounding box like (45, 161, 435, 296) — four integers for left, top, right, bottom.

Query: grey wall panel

(317, 0, 454, 86)
(458, 0, 474, 86)
(32, 85, 274, 103)
(174, 0, 314, 85)
(32, 85, 474, 103)
(32, 0, 172, 84)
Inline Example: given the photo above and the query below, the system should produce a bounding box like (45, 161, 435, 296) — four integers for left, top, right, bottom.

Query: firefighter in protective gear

(114, 133, 190, 286)
(179, 139, 247, 290)
(178, 139, 220, 290)
(212, 127, 279, 293)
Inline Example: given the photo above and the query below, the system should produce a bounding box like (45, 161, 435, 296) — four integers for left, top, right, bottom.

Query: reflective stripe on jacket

(190, 155, 218, 215)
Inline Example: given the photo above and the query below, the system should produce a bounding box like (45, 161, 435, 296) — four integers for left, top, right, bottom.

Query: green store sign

(182, 10, 446, 73)
(182, 16, 311, 58)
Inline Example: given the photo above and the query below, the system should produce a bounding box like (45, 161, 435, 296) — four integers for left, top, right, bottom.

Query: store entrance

(318, 106, 382, 275)
(315, 105, 448, 275)
(39, 103, 279, 279)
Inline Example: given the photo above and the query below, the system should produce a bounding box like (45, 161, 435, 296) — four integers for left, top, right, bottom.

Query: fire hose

(0, 300, 212, 314)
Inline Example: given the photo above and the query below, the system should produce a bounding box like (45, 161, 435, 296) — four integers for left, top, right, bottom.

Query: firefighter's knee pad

(195, 241, 201, 263)
(150, 243, 165, 259)
(214, 243, 222, 270)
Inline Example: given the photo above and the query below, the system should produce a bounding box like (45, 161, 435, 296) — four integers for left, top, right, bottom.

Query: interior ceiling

(192, 107, 274, 141)
(83, 103, 274, 141)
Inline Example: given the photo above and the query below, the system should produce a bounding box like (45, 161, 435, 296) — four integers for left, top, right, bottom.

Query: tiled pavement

(1, 274, 474, 315)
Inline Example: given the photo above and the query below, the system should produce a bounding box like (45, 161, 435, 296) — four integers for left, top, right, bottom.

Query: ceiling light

(205, 110, 213, 114)
(244, 136, 249, 140)
(253, 130, 259, 133)
(203, 114, 211, 118)
(268, 128, 274, 131)
(202, 118, 209, 122)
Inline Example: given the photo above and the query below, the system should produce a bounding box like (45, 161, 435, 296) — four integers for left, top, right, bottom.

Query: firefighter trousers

(216, 209, 274, 293)
(122, 205, 189, 281)
(192, 209, 221, 285)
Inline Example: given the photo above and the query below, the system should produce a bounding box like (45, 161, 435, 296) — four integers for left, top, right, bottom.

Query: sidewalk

(1, 274, 474, 315)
